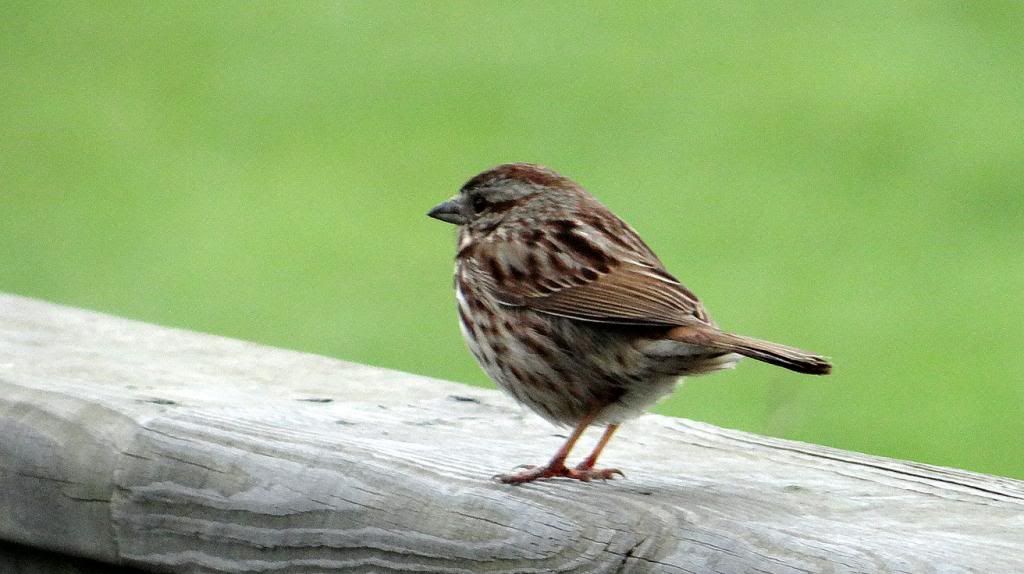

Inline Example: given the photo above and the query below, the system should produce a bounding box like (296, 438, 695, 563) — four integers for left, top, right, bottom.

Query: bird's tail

(667, 326, 832, 375)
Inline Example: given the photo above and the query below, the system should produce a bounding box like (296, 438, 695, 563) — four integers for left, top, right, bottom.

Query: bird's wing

(498, 260, 711, 326)
(479, 218, 712, 327)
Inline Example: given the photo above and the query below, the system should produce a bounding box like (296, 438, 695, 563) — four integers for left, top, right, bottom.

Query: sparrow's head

(427, 163, 579, 231)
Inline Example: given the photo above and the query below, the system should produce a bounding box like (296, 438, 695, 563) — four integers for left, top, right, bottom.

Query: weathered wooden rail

(0, 294, 1021, 573)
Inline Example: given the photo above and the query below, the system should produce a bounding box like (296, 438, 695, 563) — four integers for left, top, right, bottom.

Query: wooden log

(0, 293, 1021, 573)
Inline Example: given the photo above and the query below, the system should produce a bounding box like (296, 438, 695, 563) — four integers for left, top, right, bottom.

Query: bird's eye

(471, 195, 488, 214)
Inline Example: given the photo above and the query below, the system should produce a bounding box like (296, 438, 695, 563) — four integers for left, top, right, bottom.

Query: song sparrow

(428, 163, 831, 484)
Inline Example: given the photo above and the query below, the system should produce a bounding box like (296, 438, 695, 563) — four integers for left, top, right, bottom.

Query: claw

(593, 468, 625, 480)
(573, 460, 624, 480)
(495, 463, 626, 484)
(566, 467, 623, 481)
(494, 466, 548, 484)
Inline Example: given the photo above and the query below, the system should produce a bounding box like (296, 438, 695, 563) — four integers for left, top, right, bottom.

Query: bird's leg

(496, 413, 623, 484)
(496, 411, 598, 484)
(573, 424, 624, 480)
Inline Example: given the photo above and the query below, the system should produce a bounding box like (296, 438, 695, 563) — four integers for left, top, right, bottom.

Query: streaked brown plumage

(429, 163, 831, 484)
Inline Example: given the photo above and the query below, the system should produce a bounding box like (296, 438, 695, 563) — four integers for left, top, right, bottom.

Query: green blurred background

(2, 2, 1021, 478)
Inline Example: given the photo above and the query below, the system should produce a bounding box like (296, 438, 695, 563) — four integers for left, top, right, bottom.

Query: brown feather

(667, 326, 832, 375)
(473, 190, 714, 327)
(504, 262, 711, 326)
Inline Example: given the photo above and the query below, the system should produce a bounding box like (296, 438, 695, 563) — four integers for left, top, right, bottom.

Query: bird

(428, 163, 831, 484)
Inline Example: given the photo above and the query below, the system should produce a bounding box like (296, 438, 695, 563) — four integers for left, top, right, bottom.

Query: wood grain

(0, 294, 1021, 573)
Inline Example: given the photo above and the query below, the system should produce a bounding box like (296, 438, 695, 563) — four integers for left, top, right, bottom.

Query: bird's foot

(574, 465, 625, 481)
(495, 463, 624, 484)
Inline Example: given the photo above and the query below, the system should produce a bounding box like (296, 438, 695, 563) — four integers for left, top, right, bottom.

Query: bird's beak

(427, 196, 468, 225)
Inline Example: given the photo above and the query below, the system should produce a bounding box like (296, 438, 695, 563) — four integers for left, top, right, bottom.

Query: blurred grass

(1, 2, 1021, 478)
